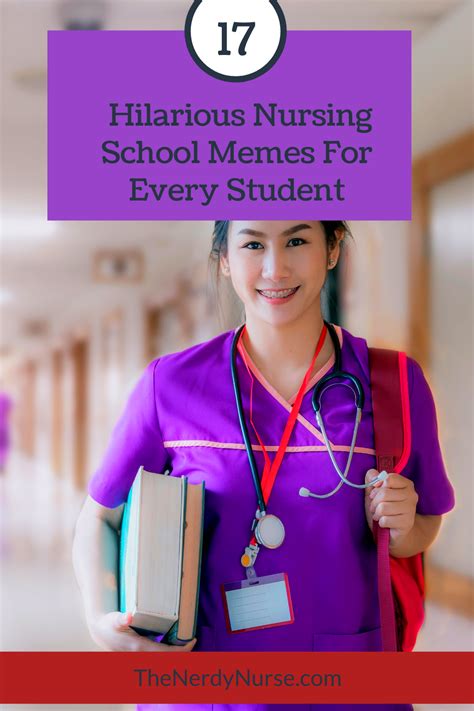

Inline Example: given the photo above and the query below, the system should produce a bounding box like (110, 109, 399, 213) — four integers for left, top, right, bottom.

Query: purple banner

(48, 31, 411, 220)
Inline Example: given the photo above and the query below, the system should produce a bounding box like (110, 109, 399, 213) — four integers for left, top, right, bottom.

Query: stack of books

(119, 466, 205, 645)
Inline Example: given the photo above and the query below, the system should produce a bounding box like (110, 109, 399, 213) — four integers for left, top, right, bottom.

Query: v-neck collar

(236, 325, 343, 407)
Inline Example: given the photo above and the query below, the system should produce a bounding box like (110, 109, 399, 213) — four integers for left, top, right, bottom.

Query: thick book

(119, 466, 204, 642)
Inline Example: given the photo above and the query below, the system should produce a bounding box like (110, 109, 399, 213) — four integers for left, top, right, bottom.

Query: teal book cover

(118, 475, 134, 615)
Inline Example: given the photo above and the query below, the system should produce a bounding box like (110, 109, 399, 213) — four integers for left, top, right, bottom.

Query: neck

(243, 305, 329, 373)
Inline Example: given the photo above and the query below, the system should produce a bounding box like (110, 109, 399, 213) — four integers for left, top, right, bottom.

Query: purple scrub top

(88, 327, 455, 711)
(0, 392, 12, 467)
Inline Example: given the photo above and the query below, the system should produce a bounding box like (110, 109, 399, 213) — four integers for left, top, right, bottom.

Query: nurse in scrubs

(73, 220, 454, 709)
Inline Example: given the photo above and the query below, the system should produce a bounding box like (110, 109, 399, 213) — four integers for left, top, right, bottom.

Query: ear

(220, 254, 230, 276)
(328, 229, 344, 269)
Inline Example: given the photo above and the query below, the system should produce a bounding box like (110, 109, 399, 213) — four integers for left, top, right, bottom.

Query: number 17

(218, 22, 256, 56)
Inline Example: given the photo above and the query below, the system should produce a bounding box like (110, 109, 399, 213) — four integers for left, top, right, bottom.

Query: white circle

(255, 514, 285, 549)
(188, 0, 285, 80)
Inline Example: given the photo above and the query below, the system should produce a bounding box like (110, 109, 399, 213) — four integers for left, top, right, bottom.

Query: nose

(261, 247, 290, 282)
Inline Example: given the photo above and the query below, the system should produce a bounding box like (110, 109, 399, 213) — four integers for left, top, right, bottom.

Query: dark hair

(210, 221, 350, 265)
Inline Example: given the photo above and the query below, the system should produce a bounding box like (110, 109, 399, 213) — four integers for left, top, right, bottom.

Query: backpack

(369, 348, 425, 652)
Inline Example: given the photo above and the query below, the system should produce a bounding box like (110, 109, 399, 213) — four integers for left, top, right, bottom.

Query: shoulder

(147, 330, 238, 438)
(337, 327, 431, 400)
(340, 327, 427, 381)
(152, 329, 236, 380)
(338, 326, 369, 359)
(405, 356, 428, 391)
(404, 357, 437, 414)
(338, 326, 371, 386)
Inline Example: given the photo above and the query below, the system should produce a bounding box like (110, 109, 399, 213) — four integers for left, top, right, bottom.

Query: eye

(243, 241, 264, 250)
(287, 237, 308, 247)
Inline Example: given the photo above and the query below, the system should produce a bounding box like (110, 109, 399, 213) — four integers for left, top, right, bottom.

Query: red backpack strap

(369, 348, 411, 652)
(369, 349, 405, 470)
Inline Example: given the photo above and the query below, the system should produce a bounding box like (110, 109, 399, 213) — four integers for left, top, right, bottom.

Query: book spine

(167, 481, 206, 646)
(176, 476, 188, 616)
(191, 482, 206, 637)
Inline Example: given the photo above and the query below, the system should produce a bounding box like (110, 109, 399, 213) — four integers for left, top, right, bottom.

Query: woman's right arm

(72, 495, 196, 652)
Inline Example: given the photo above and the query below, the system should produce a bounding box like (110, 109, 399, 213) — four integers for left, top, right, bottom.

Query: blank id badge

(221, 572, 294, 634)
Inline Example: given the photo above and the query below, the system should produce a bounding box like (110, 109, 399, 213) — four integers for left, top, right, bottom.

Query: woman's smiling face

(222, 221, 340, 328)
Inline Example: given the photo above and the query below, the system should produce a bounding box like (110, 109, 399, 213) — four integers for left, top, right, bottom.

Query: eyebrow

(282, 223, 312, 237)
(237, 224, 313, 238)
(237, 228, 266, 237)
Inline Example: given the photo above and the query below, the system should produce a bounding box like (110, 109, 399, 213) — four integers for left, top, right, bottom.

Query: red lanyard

(238, 324, 328, 543)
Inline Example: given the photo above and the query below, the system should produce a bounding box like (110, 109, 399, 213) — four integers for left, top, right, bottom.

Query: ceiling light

(0, 289, 14, 306)
(58, 0, 107, 31)
(1, 216, 59, 242)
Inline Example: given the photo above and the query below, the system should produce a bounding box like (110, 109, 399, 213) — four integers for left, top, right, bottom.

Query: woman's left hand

(364, 469, 418, 548)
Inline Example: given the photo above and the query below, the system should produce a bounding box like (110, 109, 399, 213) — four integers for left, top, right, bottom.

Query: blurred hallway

(1, 451, 473, 653)
(2, 451, 473, 659)
(1, 451, 95, 651)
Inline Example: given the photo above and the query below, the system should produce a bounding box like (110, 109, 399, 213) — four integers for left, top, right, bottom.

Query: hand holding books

(88, 610, 197, 652)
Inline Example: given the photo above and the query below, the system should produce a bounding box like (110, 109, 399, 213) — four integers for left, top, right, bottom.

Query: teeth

(259, 288, 297, 298)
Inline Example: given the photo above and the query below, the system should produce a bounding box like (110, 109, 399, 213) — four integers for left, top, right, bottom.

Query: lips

(257, 287, 299, 299)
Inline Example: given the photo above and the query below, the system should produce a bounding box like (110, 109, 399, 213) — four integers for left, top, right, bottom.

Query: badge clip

(241, 543, 259, 569)
(245, 565, 258, 582)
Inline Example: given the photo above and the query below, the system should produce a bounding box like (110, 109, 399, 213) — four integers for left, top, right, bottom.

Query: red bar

(1, 652, 472, 704)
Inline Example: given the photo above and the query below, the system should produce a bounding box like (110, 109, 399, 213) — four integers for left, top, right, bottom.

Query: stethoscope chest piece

(254, 513, 285, 549)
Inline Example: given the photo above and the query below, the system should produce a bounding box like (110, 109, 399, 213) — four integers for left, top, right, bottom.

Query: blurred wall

(343, 221, 410, 349)
(412, 0, 473, 157)
(343, 1, 474, 578)
(428, 170, 473, 577)
(344, 0, 473, 348)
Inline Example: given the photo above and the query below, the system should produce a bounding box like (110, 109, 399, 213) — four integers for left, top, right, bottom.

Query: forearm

(72, 512, 120, 630)
(389, 513, 442, 558)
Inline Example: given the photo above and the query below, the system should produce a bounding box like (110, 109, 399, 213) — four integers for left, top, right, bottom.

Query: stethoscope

(231, 321, 388, 555)
(302, 321, 388, 498)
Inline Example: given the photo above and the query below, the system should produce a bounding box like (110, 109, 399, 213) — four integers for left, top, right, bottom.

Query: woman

(73, 220, 455, 710)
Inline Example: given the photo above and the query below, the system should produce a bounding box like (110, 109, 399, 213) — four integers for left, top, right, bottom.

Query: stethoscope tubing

(312, 322, 365, 412)
(310, 324, 387, 491)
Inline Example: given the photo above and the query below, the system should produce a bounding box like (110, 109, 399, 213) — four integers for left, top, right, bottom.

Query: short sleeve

(87, 360, 169, 508)
(404, 358, 455, 515)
